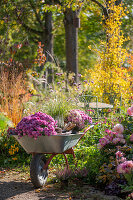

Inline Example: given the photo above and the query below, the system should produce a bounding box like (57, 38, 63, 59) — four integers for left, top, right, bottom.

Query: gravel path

(0, 168, 123, 200)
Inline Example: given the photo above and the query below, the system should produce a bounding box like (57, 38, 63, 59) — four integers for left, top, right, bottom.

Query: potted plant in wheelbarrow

(8, 110, 93, 188)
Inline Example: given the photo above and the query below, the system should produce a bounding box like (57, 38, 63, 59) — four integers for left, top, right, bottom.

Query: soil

(0, 168, 123, 200)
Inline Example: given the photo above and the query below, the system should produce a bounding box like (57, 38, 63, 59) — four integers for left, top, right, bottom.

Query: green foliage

(0, 114, 30, 167)
(0, 113, 14, 130)
(0, 130, 31, 167)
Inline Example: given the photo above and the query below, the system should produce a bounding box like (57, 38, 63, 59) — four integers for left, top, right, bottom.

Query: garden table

(88, 102, 113, 109)
(88, 102, 113, 119)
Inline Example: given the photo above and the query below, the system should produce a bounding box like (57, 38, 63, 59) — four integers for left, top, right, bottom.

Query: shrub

(0, 114, 30, 167)
(95, 105, 133, 197)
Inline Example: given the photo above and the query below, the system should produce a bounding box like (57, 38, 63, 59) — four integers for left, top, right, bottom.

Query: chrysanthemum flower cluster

(116, 151, 133, 174)
(114, 105, 133, 174)
(66, 109, 92, 130)
(15, 112, 57, 139)
(97, 124, 125, 149)
(127, 105, 133, 116)
(97, 104, 133, 149)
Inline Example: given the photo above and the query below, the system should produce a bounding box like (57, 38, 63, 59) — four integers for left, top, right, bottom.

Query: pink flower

(120, 157, 127, 163)
(66, 109, 92, 130)
(117, 160, 133, 174)
(131, 106, 133, 112)
(119, 138, 126, 144)
(128, 193, 133, 199)
(116, 151, 124, 159)
(117, 133, 124, 138)
(105, 134, 113, 142)
(130, 134, 133, 142)
(127, 107, 133, 116)
(113, 124, 124, 134)
(112, 137, 121, 144)
(99, 137, 109, 147)
(116, 151, 127, 163)
(105, 129, 112, 134)
(97, 143, 102, 149)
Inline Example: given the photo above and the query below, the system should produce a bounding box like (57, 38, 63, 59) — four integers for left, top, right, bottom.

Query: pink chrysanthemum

(130, 134, 133, 142)
(113, 124, 124, 134)
(117, 160, 133, 174)
(127, 106, 133, 116)
(66, 109, 92, 130)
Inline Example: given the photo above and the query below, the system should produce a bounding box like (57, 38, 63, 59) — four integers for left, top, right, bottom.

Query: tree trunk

(44, 11, 53, 62)
(64, 8, 78, 83)
(43, 11, 54, 84)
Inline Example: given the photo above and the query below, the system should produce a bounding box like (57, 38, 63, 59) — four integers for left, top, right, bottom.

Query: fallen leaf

(35, 189, 40, 193)
(42, 188, 47, 191)
(46, 185, 52, 188)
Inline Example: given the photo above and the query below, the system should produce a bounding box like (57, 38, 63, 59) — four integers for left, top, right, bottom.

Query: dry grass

(0, 68, 30, 125)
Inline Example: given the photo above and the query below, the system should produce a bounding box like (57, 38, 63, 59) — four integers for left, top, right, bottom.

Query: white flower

(113, 124, 124, 134)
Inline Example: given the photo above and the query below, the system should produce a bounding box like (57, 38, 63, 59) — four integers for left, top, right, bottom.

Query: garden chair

(78, 95, 99, 121)
(102, 92, 122, 115)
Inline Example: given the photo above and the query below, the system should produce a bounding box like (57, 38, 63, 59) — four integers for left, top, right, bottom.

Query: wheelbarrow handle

(84, 124, 94, 133)
(78, 124, 94, 141)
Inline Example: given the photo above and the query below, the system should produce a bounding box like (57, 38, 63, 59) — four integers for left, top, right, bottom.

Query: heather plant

(56, 167, 73, 182)
(55, 166, 88, 183)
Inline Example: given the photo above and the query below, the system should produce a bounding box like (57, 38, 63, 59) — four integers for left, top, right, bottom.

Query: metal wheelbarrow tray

(13, 133, 83, 154)
(12, 125, 94, 188)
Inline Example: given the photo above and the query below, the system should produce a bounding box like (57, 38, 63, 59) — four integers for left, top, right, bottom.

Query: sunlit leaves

(84, 0, 132, 105)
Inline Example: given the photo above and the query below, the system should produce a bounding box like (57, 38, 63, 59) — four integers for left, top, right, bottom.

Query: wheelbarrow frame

(12, 125, 94, 188)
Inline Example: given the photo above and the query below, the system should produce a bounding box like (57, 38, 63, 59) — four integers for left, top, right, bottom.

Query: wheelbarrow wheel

(30, 153, 48, 188)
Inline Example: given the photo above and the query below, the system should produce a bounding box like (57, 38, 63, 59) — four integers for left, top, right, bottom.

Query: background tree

(0, 0, 55, 83)
(0, 0, 132, 78)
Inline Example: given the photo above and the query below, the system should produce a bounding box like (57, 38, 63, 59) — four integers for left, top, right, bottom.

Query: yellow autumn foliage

(85, 0, 132, 106)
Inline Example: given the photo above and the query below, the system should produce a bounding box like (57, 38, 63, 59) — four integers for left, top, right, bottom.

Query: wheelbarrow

(12, 125, 94, 188)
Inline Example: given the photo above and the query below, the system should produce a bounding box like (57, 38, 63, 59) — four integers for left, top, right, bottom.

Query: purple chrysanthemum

(15, 112, 57, 139)
(66, 109, 92, 130)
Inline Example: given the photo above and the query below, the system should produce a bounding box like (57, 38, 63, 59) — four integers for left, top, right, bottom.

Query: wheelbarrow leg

(43, 153, 57, 170)
(63, 153, 69, 169)
(63, 148, 77, 167)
